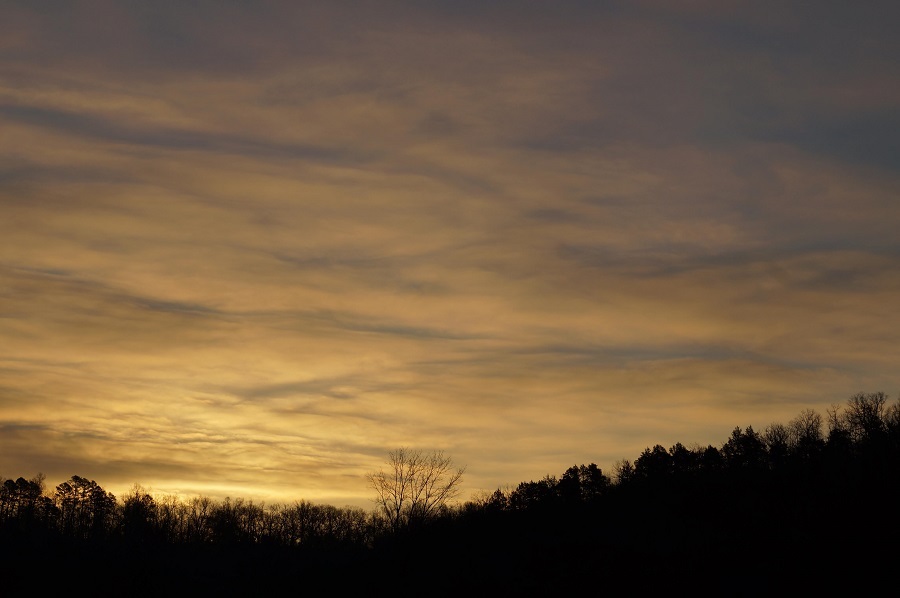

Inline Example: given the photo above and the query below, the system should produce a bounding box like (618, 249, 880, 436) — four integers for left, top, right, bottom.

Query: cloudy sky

(1, 1, 898, 507)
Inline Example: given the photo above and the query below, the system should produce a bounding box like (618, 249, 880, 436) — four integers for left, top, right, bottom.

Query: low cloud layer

(1, 1, 898, 506)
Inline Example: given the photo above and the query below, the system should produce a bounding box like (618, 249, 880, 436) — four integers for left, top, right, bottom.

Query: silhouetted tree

(483, 488, 509, 512)
(54, 476, 115, 539)
(367, 448, 464, 529)
(763, 422, 789, 452)
(557, 466, 582, 503)
(668, 443, 700, 476)
(788, 409, 823, 445)
(0, 474, 51, 529)
(844, 391, 888, 443)
(508, 476, 557, 510)
(885, 399, 900, 455)
(721, 426, 766, 470)
(121, 484, 157, 543)
(577, 463, 610, 501)
(826, 403, 852, 451)
(612, 459, 635, 485)
(634, 444, 672, 481)
(154, 494, 185, 544)
(186, 495, 214, 543)
(787, 408, 824, 462)
(463, 488, 511, 518)
(698, 445, 724, 472)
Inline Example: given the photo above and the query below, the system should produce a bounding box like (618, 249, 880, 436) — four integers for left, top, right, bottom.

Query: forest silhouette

(3, 391, 898, 595)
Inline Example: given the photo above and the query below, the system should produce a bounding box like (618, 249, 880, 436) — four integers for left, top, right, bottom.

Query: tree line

(0, 476, 377, 549)
(2, 391, 899, 594)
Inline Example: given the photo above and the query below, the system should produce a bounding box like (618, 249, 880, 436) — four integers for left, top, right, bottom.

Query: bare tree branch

(367, 448, 465, 529)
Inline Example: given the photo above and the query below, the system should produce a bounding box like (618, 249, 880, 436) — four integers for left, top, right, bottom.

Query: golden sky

(1, 1, 899, 507)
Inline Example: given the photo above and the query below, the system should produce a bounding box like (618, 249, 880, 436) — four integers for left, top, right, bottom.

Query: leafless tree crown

(366, 448, 465, 528)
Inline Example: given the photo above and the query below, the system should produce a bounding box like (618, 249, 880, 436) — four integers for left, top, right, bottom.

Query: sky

(1, 1, 899, 508)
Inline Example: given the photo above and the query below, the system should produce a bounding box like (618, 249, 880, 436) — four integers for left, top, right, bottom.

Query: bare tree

(788, 409, 824, 447)
(845, 391, 888, 442)
(366, 448, 465, 529)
